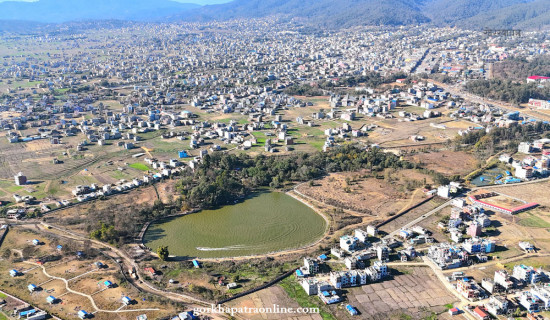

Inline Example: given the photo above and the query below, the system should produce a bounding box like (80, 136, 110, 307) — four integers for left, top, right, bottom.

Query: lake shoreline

(142, 191, 328, 260)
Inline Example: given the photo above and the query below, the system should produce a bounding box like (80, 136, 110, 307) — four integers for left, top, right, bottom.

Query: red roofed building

(469, 193, 538, 215)
(144, 267, 157, 275)
(473, 306, 489, 320)
(527, 75, 550, 83)
(449, 307, 460, 315)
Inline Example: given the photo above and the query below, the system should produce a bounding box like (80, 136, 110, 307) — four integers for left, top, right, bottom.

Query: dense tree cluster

(157, 245, 169, 261)
(283, 84, 325, 96)
(81, 198, 176, 245)
(284, 72, 408, 96)
(465, 79, 549, 104)
(90, 223, 119, 244)
(176, 145, 414, 209)
(493, 56, 550, 81)
(454, 121, 550, 157)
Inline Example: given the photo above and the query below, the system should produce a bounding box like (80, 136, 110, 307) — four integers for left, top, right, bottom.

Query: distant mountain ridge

(174, 0, 430, 27)
(0, 0, 200, 23)
(175, 0, 550, 30)
(0, 0, 548, 30)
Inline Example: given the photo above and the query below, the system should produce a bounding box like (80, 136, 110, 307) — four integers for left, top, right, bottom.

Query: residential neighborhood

(0, 5, 549, 320)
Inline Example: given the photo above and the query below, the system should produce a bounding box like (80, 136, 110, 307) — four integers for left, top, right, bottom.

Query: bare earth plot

(490, 180, 550, 207)
(43, 181, 174, 234)
(227, 285, 322, 320)
(366, 116, 460, 147)
(297, 169, 432, 217)
(406, 150, 478, 176)
(479, 194, 525, 209)
(378, 198, 446, 235)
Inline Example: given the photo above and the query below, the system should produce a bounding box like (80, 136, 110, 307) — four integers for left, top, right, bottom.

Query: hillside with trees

(174, 0, 550, 30)
(493, 56, 550, 81)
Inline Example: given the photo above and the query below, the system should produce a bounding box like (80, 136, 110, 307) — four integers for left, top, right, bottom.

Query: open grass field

(517, 209, 550, 228)
(143, 252, 303, 303)
(129, 163, 150, 171)
(503, 256, 550, 270)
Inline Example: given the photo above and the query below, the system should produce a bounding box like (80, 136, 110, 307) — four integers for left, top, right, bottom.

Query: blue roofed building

(78, 310, 89, 319)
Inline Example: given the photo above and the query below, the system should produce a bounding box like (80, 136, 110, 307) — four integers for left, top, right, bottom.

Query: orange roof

(474, 307, 488, 318)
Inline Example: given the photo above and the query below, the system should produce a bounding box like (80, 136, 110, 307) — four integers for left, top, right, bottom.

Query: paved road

(385, 200, 452, 238)
(429, 80, 550, 122)
(384, 176, 550, 239)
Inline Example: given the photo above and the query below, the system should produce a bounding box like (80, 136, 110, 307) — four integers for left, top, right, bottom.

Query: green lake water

(143, 192, 327, 258)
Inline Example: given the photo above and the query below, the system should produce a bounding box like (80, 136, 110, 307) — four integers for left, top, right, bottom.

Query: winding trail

(24, 261, 160, 314)
(17, 223, 211, 307)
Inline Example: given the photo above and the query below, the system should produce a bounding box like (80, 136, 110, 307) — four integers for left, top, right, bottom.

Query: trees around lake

(157, 246, 169, 261)
(176, 145, 415, 209)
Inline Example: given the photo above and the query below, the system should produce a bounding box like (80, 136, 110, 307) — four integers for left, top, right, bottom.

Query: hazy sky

(0, 0, 233, 4)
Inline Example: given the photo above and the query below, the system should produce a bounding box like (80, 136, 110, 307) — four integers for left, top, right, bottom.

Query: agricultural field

(365, 115, 465, 148)
(0, 135, 156, 203)
(228, 267, 458, 320)
(340, 266, 457, 320)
